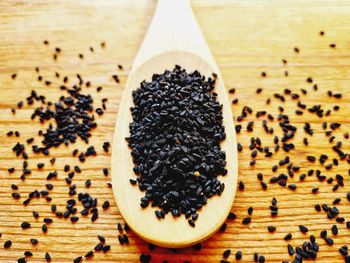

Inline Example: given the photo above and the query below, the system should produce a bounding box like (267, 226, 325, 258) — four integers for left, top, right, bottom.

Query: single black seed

(102, 245, 110, 253)
(299, 225, 308, 233)
(287, 244, 295, 255)
(30, 239, 38, 245)
(21, 222, 30, 229)
(85, 250, 94, 258)
(4, 240, 12, 249)
(331, 224, 338, 235)
(220, 223, 227, 232)
(223, 249, 231, 258)
(325, 237, 334, 245)
(268, 225, 276, 232)
(227, 212, 236, 220)
(140, 253, 151, 263)
(43, 218, 53, 224)
(284, 233, 292, 241)
(247, 207, 253, 215)
(94, 243, 103, 251)
(102, 201, 110, 209)
(24, 251, 33, 257)
(235, 250, 242, 260)
(73, 256, 82, 263)
(45, 252, 51, 262)
(242, 217, 251, 225)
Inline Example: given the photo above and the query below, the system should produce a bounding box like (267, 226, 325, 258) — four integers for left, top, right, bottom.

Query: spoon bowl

(111, 0, 238, 248)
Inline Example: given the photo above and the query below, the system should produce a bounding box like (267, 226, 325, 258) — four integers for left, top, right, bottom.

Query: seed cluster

(3, 41, 121, 262)
(128, 66, 227, 226)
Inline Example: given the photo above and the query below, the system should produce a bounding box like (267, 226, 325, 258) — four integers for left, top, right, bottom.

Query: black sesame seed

(299, 225, 308, 233)
(242, 217, 251, 225)
(4, 240, 12, 249)
(220, 223, 227, 232)
(331, 224, 338, 235)
(30, 238, 38, 245)
(21, 222, 31, 229)
(85, 250, 94, 258)
(102, 245, 110, 253)
(287, 244, 295, 256)
(94, 243, 103, 251)
(223, 249, 231, 258)
(268, 225, 276, 232)
(45, 252, 51, 262)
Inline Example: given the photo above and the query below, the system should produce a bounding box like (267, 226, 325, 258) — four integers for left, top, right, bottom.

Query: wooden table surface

(0, 0, 349, 262)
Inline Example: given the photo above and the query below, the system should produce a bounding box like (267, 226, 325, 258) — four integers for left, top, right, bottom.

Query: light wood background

(0, 0, 349, 262)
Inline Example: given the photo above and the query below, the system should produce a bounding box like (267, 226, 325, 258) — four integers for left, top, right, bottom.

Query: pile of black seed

(127, 65, 227, 226)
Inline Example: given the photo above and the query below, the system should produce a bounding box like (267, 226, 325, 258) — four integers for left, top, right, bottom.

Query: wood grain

(0, 0, 349, 262)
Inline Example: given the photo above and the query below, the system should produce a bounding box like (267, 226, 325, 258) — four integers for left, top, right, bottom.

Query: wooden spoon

(111, 0, 238, 248)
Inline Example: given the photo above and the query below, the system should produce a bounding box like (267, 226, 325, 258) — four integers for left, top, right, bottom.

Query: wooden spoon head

(111, 51, 238, 248)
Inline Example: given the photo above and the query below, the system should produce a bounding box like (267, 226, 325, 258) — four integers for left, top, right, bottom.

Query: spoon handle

(132, 0, 215, 70)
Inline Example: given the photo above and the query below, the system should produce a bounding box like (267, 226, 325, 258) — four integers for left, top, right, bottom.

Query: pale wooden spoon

(111, 0, 238, 248)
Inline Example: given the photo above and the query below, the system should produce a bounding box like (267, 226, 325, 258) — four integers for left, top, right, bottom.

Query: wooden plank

(0, 0, 349, 262)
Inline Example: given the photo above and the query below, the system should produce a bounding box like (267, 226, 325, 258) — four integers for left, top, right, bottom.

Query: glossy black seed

(94, 243, 103, 251)
(102, 201, 110, 209)
(258, 255, 265, 263)
(85, 250, 94, 258)
(268, 225, 276, 232)
(223, 249, 231, 258)
(312, 187, 319, 193)
(4, 240, 12, 248)
(30, 239, 38, 245)
(21, 222, 30, 229)
(43, 218, 53, 224)
(227, 212, 236, 220)
(24, 251, 33, 257)
(102, 245, 110, 253)
(73, 256, 82, 263)
(325, 237, 334, 245)
(242, 217, 251, 225)
(45, 252, 51, 262)
(284, 233, 292, 241)
(331, 224, 338, 235)
(235, 250, 242, 260)
(122, 234, 129, 244)
(299, 225, 308, 233)
(140, 253, 151, 263)
(239, 181, 245, 190)
(12, 192, 20, 199)
(320, 230, 327, 238)
(220, 223, 227, 232)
